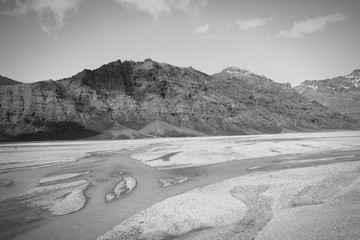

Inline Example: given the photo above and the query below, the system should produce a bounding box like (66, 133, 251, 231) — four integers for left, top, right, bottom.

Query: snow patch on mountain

(295, 84, 318, 94)
(308, 85, 318, 91)
(225, 67, 254, 76)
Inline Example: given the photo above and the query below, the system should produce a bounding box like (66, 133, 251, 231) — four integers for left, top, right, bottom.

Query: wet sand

(4, 151, 270, 240)
(99, 160, 360, 240)
(0, 131, 359, 239)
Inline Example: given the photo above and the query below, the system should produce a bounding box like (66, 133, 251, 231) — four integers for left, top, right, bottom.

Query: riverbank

(1, 131, 359, 239)
(98, 160, 360, 240)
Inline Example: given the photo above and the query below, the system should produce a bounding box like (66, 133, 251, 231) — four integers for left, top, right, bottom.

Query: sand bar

(0, 131, 359, 240)
(98, 161, 360, 240)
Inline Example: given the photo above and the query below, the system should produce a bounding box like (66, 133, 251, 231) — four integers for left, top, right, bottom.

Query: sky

(0, 0, 359, 86)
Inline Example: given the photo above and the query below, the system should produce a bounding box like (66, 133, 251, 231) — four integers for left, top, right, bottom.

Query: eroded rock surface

(1, 59, 358, 141)
(295, 69, 360, 122)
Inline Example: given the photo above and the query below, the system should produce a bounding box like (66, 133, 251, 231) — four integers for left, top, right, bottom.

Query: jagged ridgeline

(295, 69, 360, 122)
(0, 59, 358, 140)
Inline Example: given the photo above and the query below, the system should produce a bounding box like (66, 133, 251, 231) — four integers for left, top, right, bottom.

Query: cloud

(235, 17, 268, 30)
(114, 0, 207, 19)
(276, 13, 347, 38)
(2, 0, 86, 35)
(193, 24, 209, 34)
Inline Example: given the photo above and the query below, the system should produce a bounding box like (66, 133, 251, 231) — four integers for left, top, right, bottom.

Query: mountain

(295, 69, 360, 121)
(0, 75, 22, 86)
(88, 124, 152, 140)
(0, 59, 358, 141)
(139, 120, 206, 137)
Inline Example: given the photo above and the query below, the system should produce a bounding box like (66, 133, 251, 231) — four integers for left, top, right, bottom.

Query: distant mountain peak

(144, 58, 154, 62)
(1, 58, 358, 141)
(223, 67, 254, 75)
(348, 69, 360, 78)
(295, 70, 360, 123)
(218, 67, 269, 80)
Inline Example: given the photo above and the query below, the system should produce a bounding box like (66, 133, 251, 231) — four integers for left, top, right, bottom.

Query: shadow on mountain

(1, 59, 359, 141)
(0, 75, 22, 86)
(0, 121, 100, 141)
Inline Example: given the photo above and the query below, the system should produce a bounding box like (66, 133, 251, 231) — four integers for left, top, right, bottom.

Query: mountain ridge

(0, 59, 358, 141)
(0, 75, 22, 86)
(295, 69, 360, 122)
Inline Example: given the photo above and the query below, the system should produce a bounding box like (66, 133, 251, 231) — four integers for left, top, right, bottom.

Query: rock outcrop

(295, 69, 360, 122)
(0, 75, 22, 86)
(0, 59, 358, 140)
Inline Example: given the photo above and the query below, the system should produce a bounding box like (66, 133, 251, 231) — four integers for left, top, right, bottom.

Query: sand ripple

(98, 185, 247, 240)
(98, 161, 360, 240)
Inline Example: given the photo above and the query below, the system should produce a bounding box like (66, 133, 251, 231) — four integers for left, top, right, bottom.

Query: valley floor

(0, 131, 360, 239)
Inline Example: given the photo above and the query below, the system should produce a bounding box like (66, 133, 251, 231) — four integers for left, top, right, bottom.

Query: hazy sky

(1, 0, 359, 86)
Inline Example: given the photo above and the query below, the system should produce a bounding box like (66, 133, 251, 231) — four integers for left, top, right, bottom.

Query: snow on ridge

(307, 85, 318, 91)
(351, 78, 360, 88)
(226, 67, 254, 76)
(296, 84, 318, 93)
(344, 75, 360, 87)
(224, 67, 269, 79)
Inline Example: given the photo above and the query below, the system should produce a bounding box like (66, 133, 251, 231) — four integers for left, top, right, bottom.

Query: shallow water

(0, 132, 359, 239)
(7, 152, 264, 240)
(4, 150, 357, 240)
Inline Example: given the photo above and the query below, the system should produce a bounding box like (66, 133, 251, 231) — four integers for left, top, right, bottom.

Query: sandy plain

(0, 131, 360, 240)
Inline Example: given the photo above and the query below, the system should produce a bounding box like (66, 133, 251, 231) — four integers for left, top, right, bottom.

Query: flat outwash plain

(0, 131, 360, 240)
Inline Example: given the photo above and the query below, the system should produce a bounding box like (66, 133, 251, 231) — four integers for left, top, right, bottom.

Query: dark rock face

(295, 69, 360, 122)
(210, 67, 357, 133)
(0, 60, 358, 141)
(0, 75, 22, 86)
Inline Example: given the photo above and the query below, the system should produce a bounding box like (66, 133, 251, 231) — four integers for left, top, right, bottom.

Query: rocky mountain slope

(0, 75, 22, 86)
(295, 69, 360, 121)
(0, 59, 358, 141)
